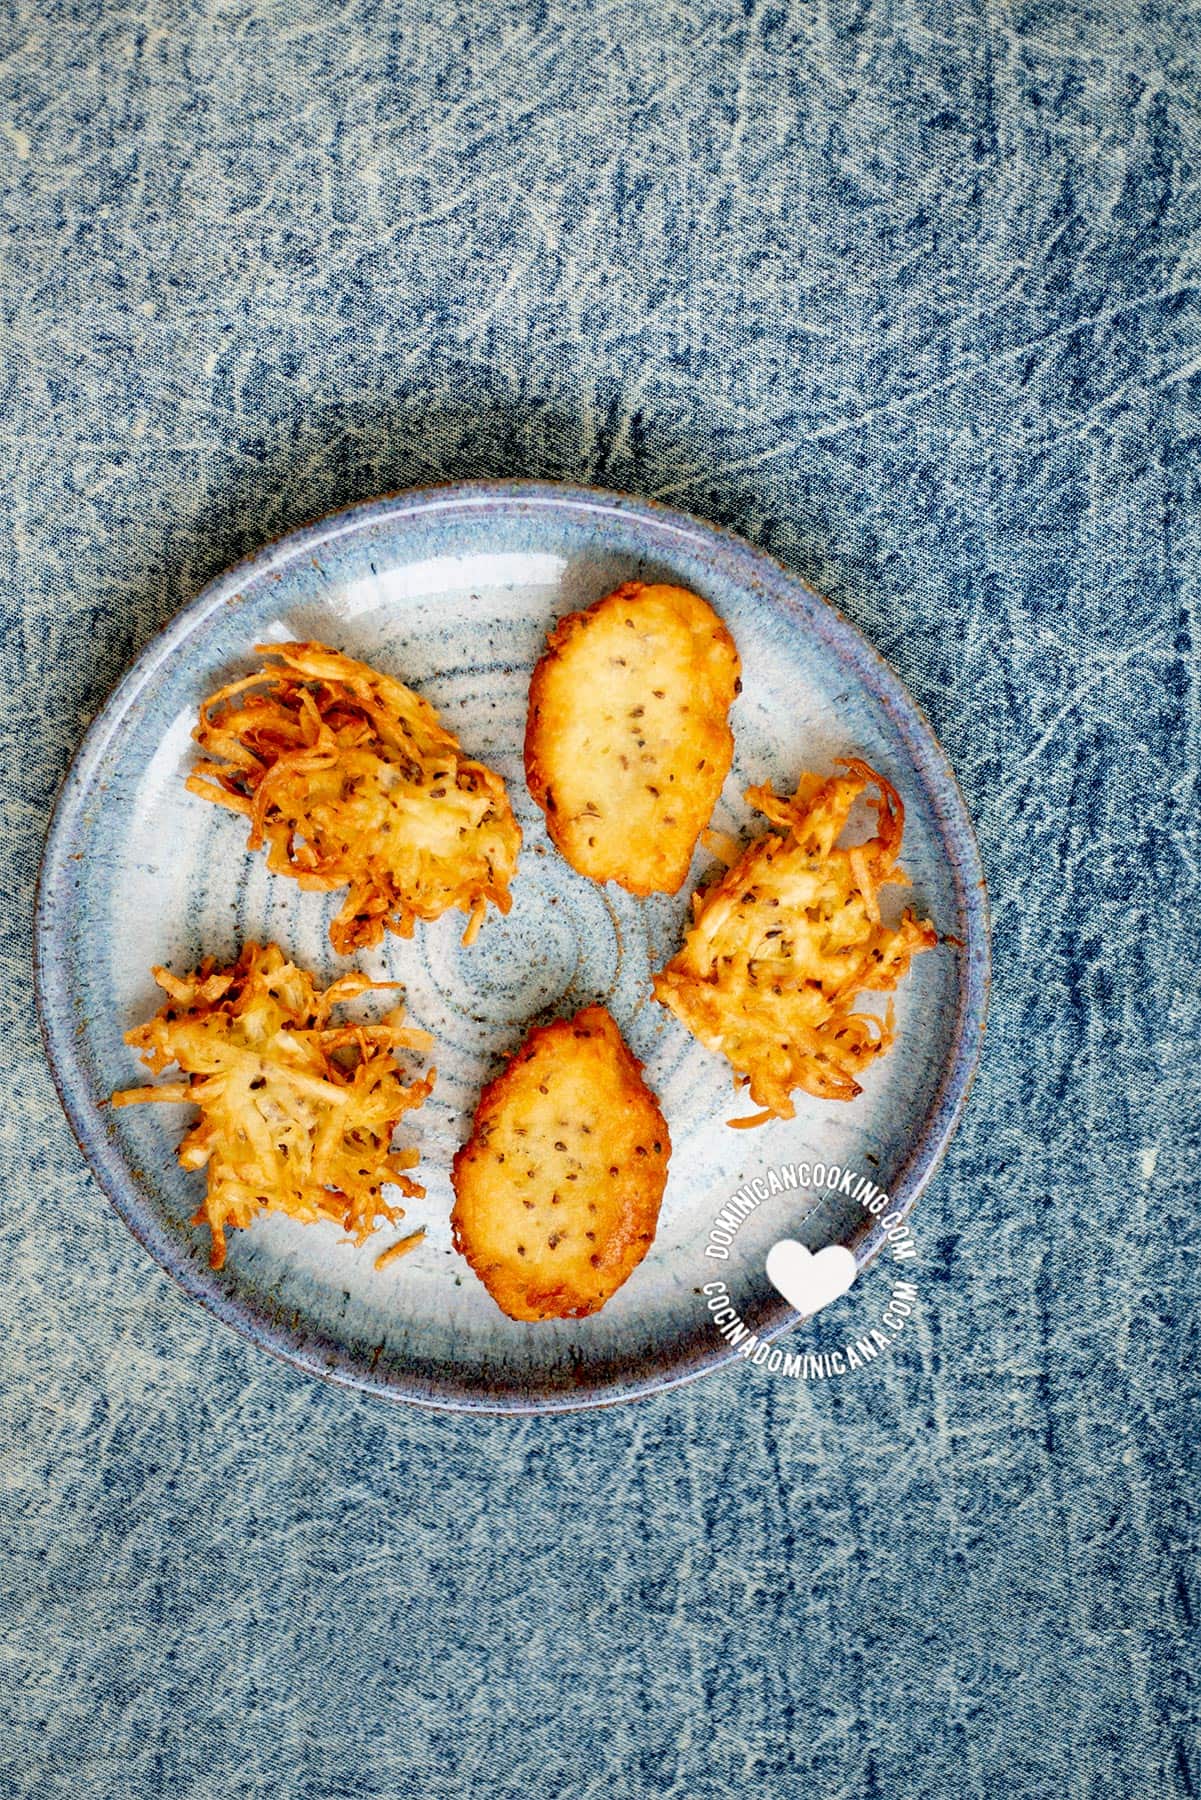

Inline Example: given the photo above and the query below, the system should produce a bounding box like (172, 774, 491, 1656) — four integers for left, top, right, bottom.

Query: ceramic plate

(35, 482, 989, 1411)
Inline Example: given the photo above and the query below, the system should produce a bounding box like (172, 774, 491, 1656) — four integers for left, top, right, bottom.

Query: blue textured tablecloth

(2, 4, 1197, 1795)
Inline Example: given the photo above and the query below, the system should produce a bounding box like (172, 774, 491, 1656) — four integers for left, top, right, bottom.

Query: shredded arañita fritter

(112, 942, 434, 1269)
(188, 641, 521, 954)
(653, 760, 938, 1117)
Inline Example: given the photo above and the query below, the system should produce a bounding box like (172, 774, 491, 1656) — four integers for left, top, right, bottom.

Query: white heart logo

(765, 1240, 857, 1318)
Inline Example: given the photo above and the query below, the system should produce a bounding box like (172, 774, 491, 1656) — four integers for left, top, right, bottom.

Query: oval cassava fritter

(525, 582, 740, 895)
(450, 1004, 671, 1321)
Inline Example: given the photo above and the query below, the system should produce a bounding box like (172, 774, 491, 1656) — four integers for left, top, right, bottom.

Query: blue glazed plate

(35, 483, 988, 1412)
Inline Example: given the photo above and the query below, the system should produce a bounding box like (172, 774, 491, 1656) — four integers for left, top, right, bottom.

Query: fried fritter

(188, 641, 521, 954)
(450, 1005, 671, 1321)
(652, 760, 938, 1117)
(111, 942, 434, 1269)
(525, 582, 740, 895)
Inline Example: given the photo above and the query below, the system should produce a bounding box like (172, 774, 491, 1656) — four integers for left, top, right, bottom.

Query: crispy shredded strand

(701, 827, 742, 869)
(187, 641, 522, 954)
(653, 759, 938, 1117)
(374, 1227, 427, 1270)
(112, 942, 434, 1269)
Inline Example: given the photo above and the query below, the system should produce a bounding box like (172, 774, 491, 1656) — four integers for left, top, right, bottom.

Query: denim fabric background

(2, 3, 1198, 1796)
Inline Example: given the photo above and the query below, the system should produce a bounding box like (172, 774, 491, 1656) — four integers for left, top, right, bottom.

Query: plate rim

(34, 478, 991, 1414)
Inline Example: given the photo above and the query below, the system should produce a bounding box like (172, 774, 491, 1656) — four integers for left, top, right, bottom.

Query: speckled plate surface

(35, 482, 988, 1412)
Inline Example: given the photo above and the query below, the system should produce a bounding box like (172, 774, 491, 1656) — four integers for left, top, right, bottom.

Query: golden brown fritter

(525, 582, 740, 895)
(653, 761, 938, 1118)
(450, 1005, 671, 1321)
(111, 942, 434, 1269)
(188, 641, 521, 954)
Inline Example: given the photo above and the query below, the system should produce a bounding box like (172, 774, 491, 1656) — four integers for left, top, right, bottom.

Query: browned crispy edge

(524, 603, 599, 862)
